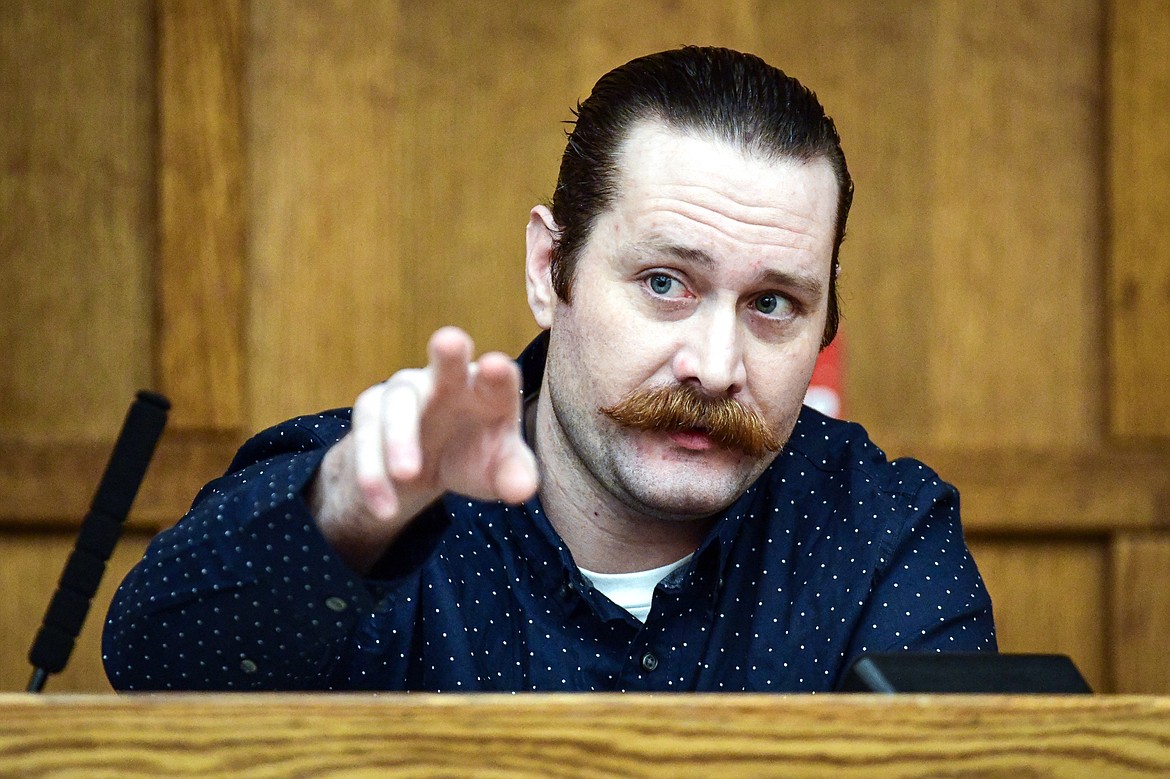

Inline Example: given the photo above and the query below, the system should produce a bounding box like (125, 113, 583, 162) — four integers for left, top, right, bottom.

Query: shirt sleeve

(102, 412, 396, 691)
(846, 467, 998, 658)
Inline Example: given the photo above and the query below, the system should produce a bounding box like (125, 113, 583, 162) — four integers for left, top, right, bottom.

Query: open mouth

(666, 427, 715, 451)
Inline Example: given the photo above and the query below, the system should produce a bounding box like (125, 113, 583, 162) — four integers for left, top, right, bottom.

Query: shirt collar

(517, 329, 550, 399)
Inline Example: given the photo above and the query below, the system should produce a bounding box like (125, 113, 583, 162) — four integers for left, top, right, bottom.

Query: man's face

(531, 122, 839, 521)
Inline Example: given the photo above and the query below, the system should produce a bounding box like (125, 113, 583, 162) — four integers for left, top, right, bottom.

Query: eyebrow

(629, 239, 826, 301)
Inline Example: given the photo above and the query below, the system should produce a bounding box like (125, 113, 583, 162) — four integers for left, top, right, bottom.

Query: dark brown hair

(550, 46, 853, 347)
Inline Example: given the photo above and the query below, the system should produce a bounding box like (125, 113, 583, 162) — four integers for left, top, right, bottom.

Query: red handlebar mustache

(601, 384, 782, 457)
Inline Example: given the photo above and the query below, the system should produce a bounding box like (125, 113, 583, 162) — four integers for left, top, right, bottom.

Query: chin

(615, 465, 755, 521)
(638, 497, 734, 522)
(611, 435, 778, 517)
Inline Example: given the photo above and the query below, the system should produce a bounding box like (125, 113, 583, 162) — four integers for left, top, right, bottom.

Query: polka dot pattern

(103, 339, 996, 693)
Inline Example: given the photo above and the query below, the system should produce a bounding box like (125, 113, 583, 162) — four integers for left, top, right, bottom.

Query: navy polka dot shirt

(103, 335, 996, 692)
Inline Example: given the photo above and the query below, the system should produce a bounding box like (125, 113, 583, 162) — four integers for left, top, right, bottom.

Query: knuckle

(354, 384, 383, 411)
(355, 470, 385, 495)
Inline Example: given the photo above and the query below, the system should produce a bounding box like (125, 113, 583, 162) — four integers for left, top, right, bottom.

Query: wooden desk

(1, 693, 1168, 776)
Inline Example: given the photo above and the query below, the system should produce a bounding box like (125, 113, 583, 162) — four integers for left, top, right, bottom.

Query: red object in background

(804, 330, 844, 419)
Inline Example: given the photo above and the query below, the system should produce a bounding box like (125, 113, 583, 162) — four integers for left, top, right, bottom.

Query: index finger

(428, 326, 474, 398)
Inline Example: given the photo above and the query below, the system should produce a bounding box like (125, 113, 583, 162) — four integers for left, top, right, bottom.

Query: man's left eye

(754, 294, 784, 315)
(648, 274, 677, 296)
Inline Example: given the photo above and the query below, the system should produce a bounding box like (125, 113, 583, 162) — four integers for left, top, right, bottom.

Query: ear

(525, 205, 559, 330)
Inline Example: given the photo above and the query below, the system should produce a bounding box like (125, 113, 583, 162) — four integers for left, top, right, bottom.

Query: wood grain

(245, 0, 407, 430)
(0, 694, 1168, 776)
(916, 447, 1170, 533)
(965, 537, 1108, 692)
(1108, 0, 1170, 438)
(928, 1, 1103, 449)
(0, 0, 154, 441)
(156, 0, 247, 430)
(576, 0, 761, 91)
(0, 432, 243, 530)
(392, 1, 563, 364)
(1112, 533, 1170, 694)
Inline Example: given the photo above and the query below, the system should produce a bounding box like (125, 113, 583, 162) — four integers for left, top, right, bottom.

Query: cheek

(746, 343, 820, 418)
(562, 283, 676, 387)
(551, 304, 636, 408)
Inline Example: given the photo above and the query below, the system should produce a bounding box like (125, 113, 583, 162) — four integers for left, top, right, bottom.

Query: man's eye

(648, 274, 677, 296)
(753, 294, 789, 316)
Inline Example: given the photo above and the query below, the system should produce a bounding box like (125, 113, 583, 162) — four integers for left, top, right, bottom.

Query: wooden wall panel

(0, 433, 242, 530)
(0, 0, 154, 441)
(1111, 534, 1170, 694)
(576, 0, 761, 87)
(925, 448, 1170, 534)
(392, 2, 567, 364)
(928, 1, 1103, 450)
(0, 532, 152, 693)
(1108, 0, 1170, 439)
(967, 537, 1108, 692)
(0, 0, 157, 692)
(246, 1, 406, 429)
(157, 0, 247, 431)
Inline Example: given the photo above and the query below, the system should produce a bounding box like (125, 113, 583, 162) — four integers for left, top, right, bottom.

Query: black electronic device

(836, 652, 1092, 694)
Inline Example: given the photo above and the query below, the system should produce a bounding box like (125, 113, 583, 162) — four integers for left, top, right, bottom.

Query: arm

(846, 474, 997, 659)
(103, 327, 539, 690)
(102, 416, 371, 690)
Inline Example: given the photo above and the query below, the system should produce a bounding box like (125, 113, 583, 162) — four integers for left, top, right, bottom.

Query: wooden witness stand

(2, 693, 1169, 776)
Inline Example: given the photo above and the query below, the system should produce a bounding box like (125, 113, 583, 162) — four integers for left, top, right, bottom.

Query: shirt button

(240, 659, 258, 674)
(640, 652, 659, 672)
(325, 596, 348, 612)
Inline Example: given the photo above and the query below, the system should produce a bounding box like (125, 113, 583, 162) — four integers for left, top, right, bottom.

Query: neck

(531, 391, 712, 574)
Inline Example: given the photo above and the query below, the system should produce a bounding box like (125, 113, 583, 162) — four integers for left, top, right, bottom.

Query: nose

(671, 303, 747, 396)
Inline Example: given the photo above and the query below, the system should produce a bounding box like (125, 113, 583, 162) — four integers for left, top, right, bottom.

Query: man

(104, 46, 995, 692)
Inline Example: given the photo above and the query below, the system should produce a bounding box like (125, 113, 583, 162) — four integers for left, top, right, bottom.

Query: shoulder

(754, 407, 971, 587)
(182, 409, 353, 513)
(759, 407, 958, 556)
(776, 405, 952, 503)
(224, 409, 353, 474)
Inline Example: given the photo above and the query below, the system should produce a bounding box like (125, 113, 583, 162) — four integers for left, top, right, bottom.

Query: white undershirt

(578, 554, 694, 623)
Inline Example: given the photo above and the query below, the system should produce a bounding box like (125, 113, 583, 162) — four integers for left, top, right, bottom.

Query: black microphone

(27, 390, 170, 693)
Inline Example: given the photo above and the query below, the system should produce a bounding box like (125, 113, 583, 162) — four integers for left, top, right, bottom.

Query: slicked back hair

(550, 46, 853, 348)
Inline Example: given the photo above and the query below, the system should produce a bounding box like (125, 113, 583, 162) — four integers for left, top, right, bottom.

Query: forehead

(603, 121, 840, 264)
